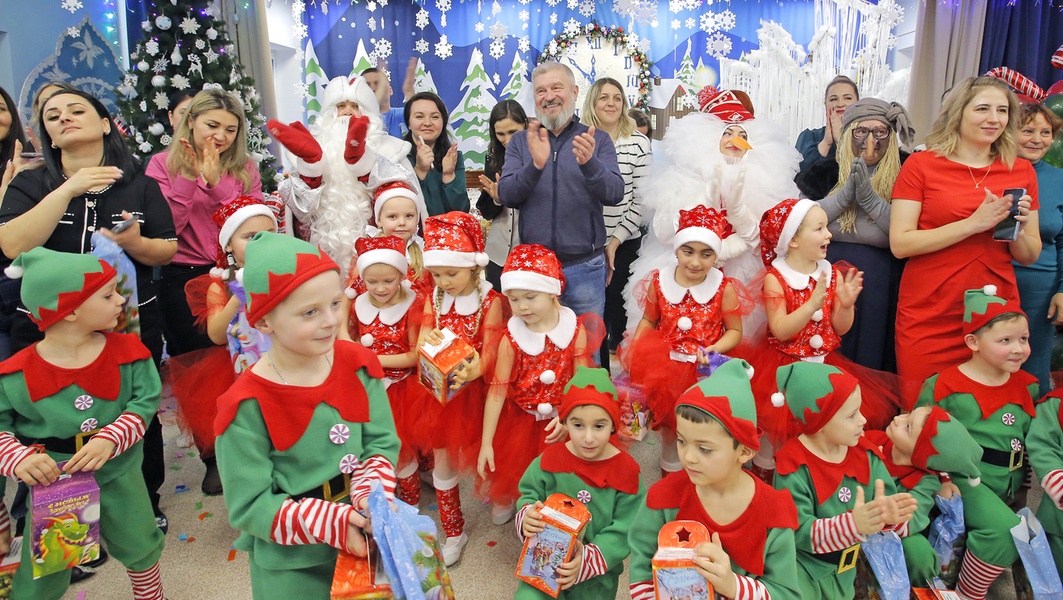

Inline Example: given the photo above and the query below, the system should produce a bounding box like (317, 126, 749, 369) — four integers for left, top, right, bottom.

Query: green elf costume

(629, 359, 801, 600)
(213, 232, 400, 600)
(866, 406, 984, 585)
(514, 367, 645, 600)
(1026, 387, 1063, 576)
(915, 285, 1038, 599)
(772, 362, 906, 600)
(0, 247, 165, 600)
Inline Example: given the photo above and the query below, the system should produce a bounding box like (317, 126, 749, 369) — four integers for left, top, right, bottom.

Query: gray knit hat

(841, 98, 915, 147)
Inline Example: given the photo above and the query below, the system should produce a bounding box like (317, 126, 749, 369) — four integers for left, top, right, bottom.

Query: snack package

(516, 493, 593, 597)
(330, 547, 392, 600)
(613, 373, 649, 441)
(652, 520, 714, 600)
(30, 465, 102, 579)
(0, 536, 22, 597)
(418, 328, 475, 404)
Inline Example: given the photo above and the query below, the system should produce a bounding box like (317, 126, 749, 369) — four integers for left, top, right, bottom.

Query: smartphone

(993, 188, 1024, 242)
(18, 152, 41, 159)
(110, 216, 138, 234)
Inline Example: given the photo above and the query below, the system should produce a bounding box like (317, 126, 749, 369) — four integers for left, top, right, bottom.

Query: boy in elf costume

(628, 359, 802, 600)
(772, 362, 916, 600)
(214, 232, 399, 599)
(1022, 387, 1063, 576)
(515, 366, 645, 599)
(0, 248, 166, 600)
(867, 405, 984, 585)
(915, 286, 1038, 600)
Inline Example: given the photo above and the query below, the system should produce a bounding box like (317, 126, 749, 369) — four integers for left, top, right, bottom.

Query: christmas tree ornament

(148, 123, 165, 136)
(151, 75, 167, 88)
(155, 16, 172, 30)
(206, 27, 217, 40)
(137, 60, 149, 72)
(171, 46, 182, 66)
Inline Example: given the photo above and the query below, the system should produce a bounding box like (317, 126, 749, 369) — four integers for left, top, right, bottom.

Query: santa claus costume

(271, 75, 417, 271)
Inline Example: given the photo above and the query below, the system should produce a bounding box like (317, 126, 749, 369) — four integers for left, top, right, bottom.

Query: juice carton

(29, 465, 101, 579)
(418, 328, 475, 404)
(653, 520, 714, 600)
(613, 373, 649, 441)
(516, 493, 593, 597)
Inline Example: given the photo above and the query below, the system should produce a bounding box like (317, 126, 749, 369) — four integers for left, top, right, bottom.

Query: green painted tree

(675, 40, 697, 88)
(304, 40, 329, 126)
(450, 48, 495, 170)
(500, 50, 528, 100)
(115, 0, 277, 191)
(347, 40, 374, 79)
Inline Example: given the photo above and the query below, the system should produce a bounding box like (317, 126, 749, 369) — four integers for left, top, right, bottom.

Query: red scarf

(934, 365, 1037, 420)
(0, 333, 150, 402)
(775, 436, 884, 505)
(538, 442, 640, 495)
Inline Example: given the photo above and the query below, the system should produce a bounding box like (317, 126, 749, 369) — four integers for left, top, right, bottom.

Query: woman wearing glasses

(810, 98, 914, 372)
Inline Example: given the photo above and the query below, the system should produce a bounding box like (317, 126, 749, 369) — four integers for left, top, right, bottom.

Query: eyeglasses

(852, 127, 890, 140)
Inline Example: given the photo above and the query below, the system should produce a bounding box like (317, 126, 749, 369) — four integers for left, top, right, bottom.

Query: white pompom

(811, 309, 823, 322)
(983, 284, 997, 297)
(537, 402, 554, 416)
(744, 363, 755, 379)
(235, 268, 245, 285)
(148, 122, 165, 136)
(3, 265, 23, 279)
(677, 316, 693, 331)
(360, 334, 374, 347)
(475, 252, 489, 268)
(344, 286, 357, 299)
(809, 334, 824, 349)
(540, 370, 556, 385)
(771, 392, 785, 408)
(209, 267, 226, 279)
(968, 476, 981, 487)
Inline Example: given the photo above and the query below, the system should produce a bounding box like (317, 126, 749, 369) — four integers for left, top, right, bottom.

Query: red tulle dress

(477, 306, 604, 506)
(350, 280, 426, 467)
(406, 280, 505, 465)
(735, 258, 901, 445)
(626, 265, 752, 432)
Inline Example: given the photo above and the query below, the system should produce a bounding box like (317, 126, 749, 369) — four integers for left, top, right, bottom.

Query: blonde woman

(890, 76, 1041, 406)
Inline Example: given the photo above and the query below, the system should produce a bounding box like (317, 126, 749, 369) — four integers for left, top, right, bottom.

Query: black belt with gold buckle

(982, 446, 1024, 472)
(31, 428, 103, 454)
(812, 545, 861, 573)
(291, 473, 351, 503)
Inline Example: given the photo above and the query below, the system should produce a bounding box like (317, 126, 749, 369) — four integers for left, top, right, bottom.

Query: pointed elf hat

(676, 358, 761, 451)
(673, 204, 730, 255)
(911, 406, 984, 486)
(759, 198, 817, 265)
(962, 284, 1026, 335)
(772, 362, 860, 435)
(698, 86, 754, 124)
(559, 366, 621, 429)
(501, 243, 565, 295)
(212, 195, 280, 277)
(423, 211, 489, 269)
(5, 247, 117, 331)
(238, 232, 339, 327)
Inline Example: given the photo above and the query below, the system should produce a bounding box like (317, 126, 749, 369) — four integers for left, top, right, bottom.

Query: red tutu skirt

(405, 377, 486, 469)
(628, 330, 699, 433)
(163, 346, 236, 455)
(475, 400, 553, 506)
(734, 340, 901, 447)
(386, 376, 427, 467)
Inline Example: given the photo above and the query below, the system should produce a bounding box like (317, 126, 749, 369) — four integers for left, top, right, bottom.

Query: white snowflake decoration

(66, 26, 80, 38)
(490, 22, 509, 40)
(152, 58, 169, 73)
(671, 19, 681, 30)
(367, 17, 377, 32)
(578, 0, 595, 17)
(160, 134, 172, 146)
(436, 0, 451, 11)
(204, 48, 219, 63)
(474, 22, 484, 33)
(294, 81, 310, 100)
(566, 0, 579, 9)
(518, 36, 530, 52)
(171, 74, 190, 90)
(550, 13, 558, 25)
(546, 0, 560, 5)
(180, 17, 200, 35)
(414, 38, 429, 54)
(707, 32, 732, 58)
(700, 12, 719, 33)
(519, 0, 531, 4)
(153, 92, 169, 110)
(61, 0, 82, 13)
(519, 10, 529, 21)
(293, 22, 308, 40)
(291, 0, 305, 17)
(145, 40, 159, 56)
(321, 0, 330, 14)
(492, 0, 502, 15)
(493, 73, 501, 85)
(372, 38, 392, 60)
(489, 38, 505, 59)
(415, 8, 429, 29)
(717, 10, 736, 31)
(195, 39, 206, 50)
(563, 18, 581, 36)
(435, 35, 453, 60)
(685, 17, 696, 29)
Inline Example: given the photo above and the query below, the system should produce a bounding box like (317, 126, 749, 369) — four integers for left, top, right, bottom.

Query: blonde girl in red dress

(345, 235, 426, 506)
(412, 210, 505, 566)
(477, 244, 602, 525)
(626, 204, 751, 476)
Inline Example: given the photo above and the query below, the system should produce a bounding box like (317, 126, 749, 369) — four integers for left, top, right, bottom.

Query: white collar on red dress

(658, 263, 723, 305)
(355, 280, 416, 325)
(771, 257, 833, 290)
(439, 279, 492, 316)
(507, 306, 577, 356)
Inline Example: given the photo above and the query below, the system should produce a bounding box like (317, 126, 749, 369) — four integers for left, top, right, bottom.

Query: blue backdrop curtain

(978, 0, 1063, 91)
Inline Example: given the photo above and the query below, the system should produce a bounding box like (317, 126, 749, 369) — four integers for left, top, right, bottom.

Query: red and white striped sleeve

(630, 581, 655, 600)
(0, 500, 9, 537)
(94, 412, 146, 457)
(350, 455, 396, 507)
(0, 431, 37, 477)
(1041, 469, 1063, 509)
(810, 512, 865, 553)
(733, 573, 770, 600)
(514, 503, 532, 541)
(883, 520, 910, 538)
(270, 498, 356, 549)
(575, 543, 608, 583)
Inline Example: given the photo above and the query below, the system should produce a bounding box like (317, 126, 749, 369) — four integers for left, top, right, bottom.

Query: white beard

(537, 103, 575, 133)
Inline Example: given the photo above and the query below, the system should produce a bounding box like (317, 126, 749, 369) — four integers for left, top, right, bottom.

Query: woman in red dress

(890, 76, 1041, 407)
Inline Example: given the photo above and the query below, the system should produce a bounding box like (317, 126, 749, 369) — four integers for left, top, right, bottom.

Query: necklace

(268, 352, 333, 386)
(967, 163, 992, 188)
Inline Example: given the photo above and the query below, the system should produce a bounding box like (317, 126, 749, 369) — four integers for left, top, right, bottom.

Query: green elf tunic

(774, 436, 905, 600)
(629, 471, 801, 600)
(0, 333, 165, 600)
(865, 430, 941, 584)
(513, 442, 644, 600)
(916, 366, 1038, 568)
(1026, 390, 1063, 575)
(215, 341, 400, 600)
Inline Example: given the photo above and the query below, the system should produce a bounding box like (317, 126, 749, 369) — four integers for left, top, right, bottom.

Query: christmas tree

(450, 48, 495, 169)
(500, 50, 528, 100)
(412, 58, 438, 95)
(115, 1, 278, 192)
(675, 40, 697, 88)
(304, 40, 329, 126)
(347, 40, 374, 79)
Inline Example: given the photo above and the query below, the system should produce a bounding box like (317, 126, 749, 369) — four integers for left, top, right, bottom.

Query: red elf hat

(559, 366, 621, 430)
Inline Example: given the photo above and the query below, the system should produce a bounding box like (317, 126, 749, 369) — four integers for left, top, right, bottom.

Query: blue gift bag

(927, 494, 965, 571)
(862, 531, 910, 600)
(368, 483, 455, 600)
(1011, 507, 1063, 600)
(91, 232, 140, 335)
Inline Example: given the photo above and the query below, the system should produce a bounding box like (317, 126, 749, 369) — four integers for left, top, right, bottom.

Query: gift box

(0, 536, 22, 598)
(29, 465, 102, 579)
(330, 548, 393, 599)
(653, 520, 714, 600)
(614, 373, 649, 441)
(516, 493, 592, 597)
(418, 328, 475, 404)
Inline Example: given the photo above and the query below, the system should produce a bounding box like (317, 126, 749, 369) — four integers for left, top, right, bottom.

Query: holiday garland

(537, 21, 654, 110)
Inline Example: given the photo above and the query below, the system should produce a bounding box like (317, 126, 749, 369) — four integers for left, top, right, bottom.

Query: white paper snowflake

(180, 17, 200, 35)
(685, 17, 696, 29)
(293, 22, 308, 40)
(195, 39, 206, 50)
(291, 0, 305, 17)
(294, 81, 310, 99)
(435, 35, 453, 60)
(436, 0, 451, 11)
(638, 37, 652, 52)
(563, 18, 581, 36)
(518, 0, 531, 4)
(66, 26, 80, 37)
(152, 58, 169, 72)
(578, 0, 595, 17)
(492, 0, 502, 15)
(518, 36, 530, 52)
(550, 13, 558, 24)
(489, 38, 505, 59)
(372, 38, 392, 60)
(415, 38, 429, 54)
(474, 22, 484, 33)
(145, 40, 160, 56)
(671, 19, 681, 30)
(171, 74, 190, 90)
(700, 12, 719, 33)
(367, 17, 377, 32)
(546, 0, 560, 5)
(204, 48, 219, 63)
(493, 73, 501, 85)
(566, 0, 578, 9)
(519, 10, 529, 21)
(717, 9, 736, 31)
(707, 32, 732, 58)
(153, 91, 168, 110)
(415, 7, 429, 29)
(61, 0, 82, 13)
(490, 22, 509, 40)
(160, 134, 172, 146)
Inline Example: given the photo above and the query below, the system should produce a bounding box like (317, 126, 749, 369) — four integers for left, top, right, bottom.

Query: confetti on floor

(178, 533, 188, 541)
(227, 549, 238, 561)
(198, 512, 209, 520)
(486, 540, 497, 547)
(186, 537, 196, 543)
(175, 484, 189, 494)
(170, 465, 182, 471)
(76, 592, 86, 600)
(195, 501, 203, 510)
(176, 452, 184, 458)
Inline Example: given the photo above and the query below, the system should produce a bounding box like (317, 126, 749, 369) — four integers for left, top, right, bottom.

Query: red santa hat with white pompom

(423, 211, 489, 269)
(500, 243, 566, 296)
(672, 204, 731, 255)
